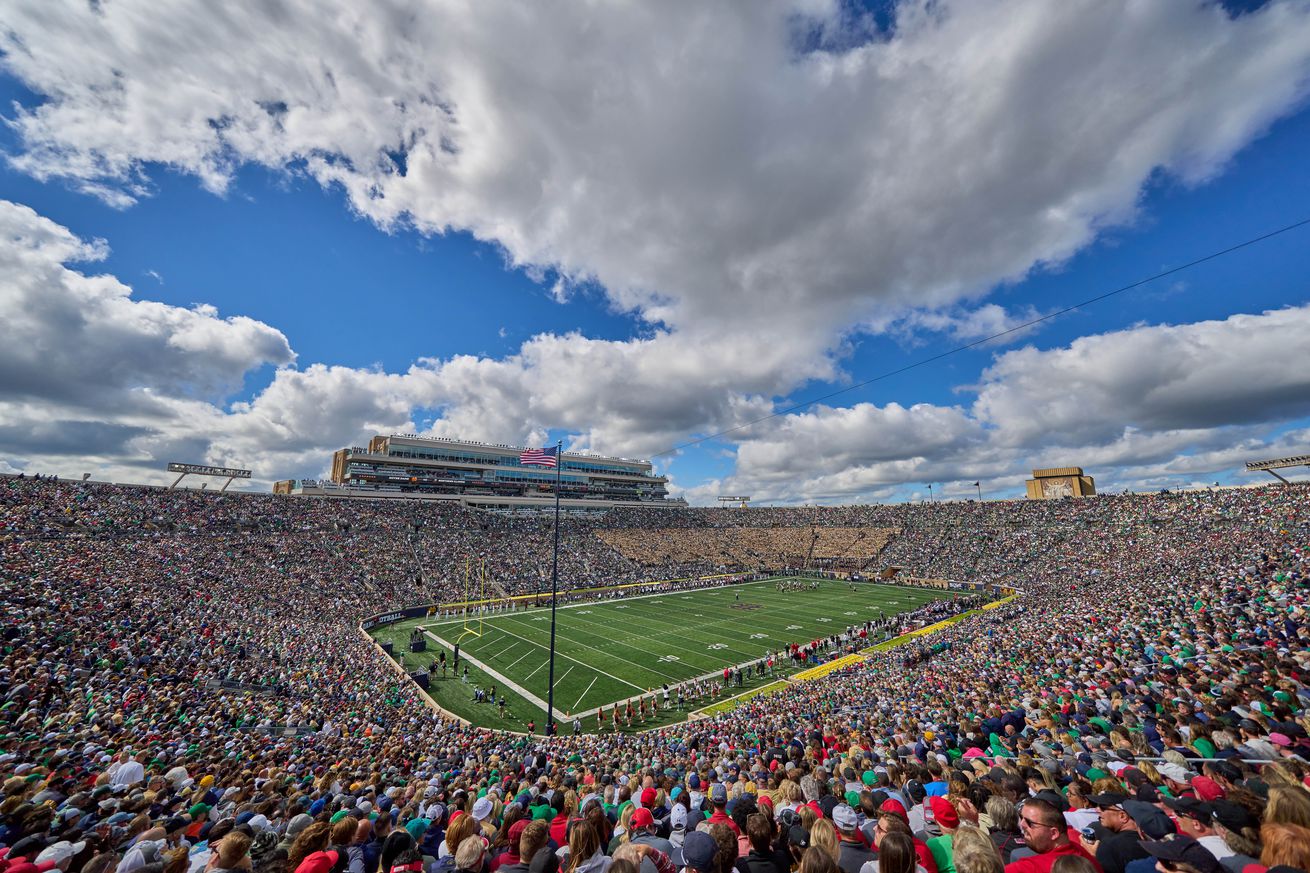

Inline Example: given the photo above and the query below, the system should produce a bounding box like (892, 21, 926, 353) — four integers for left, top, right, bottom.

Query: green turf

(370, 578, 962, 732)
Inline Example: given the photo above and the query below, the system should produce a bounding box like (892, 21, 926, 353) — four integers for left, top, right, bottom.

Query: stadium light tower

(1245, 454, 1310, 485)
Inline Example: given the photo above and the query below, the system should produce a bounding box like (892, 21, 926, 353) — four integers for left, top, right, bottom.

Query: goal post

(456, 558, 485, 643)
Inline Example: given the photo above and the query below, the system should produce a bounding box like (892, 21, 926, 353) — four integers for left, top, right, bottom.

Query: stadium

(4, 5, 1310, 873)
(2, 460, 1307, 873)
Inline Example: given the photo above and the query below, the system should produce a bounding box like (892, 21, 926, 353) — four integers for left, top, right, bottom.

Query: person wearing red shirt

(707, 784, 741, 835)
(1006, 800, 1103, 873)
(547, 792, 571, 847)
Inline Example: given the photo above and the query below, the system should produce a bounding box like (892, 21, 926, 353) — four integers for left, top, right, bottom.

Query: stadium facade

(275, 434, 679, 511)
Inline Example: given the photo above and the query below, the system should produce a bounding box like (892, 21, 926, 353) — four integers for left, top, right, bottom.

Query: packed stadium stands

(0, 475, 1306, 873)
(593, 528, 895, 570)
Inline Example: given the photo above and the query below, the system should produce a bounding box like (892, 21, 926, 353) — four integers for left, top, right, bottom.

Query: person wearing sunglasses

(1003, 801, 1102, 873)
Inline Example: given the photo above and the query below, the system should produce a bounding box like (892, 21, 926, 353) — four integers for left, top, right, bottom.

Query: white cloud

(0, 201, 294, 411)
(974, 306, 1310, 448)
(3, 0, 1309, 350)
(697, 305, 1310, 503)
(3, 2, 1310, 492)
(868, 302, 1049, 348)
(0, 202, 807, 480)
(2, 201, 1308, 499)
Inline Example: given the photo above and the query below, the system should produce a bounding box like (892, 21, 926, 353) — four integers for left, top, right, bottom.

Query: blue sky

(2, 1, 1310, 503)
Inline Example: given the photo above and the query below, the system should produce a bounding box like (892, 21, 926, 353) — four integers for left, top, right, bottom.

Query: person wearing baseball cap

(1085, 793, 1149, 873)
(628, 808, 680, 870)
(295, 849, 343, 873)
(1205, 801, 1261, 871)
(1139, 835, 1223, 873)
(681, 831, 719, 873)
(687, 775, 705, 813)
(491, 820, 532, 872)
(1161, 799, 1233, 865)
(33, 842, 83, 873)
(831, 805, 874, 873)
(472, 797, 497, 840)
(1154, 765, 1195, 800)
(499, 821, 550, 873)
(707, 785, 738, 835)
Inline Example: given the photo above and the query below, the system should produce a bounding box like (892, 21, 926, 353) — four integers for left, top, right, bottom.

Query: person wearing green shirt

(926, 797, 961, 873)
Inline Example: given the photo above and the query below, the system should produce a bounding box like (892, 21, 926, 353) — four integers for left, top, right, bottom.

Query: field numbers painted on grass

(707, 643, 728, 650)
(615, 605, 628, 609)
(787, 624, 802, 630)
(844, 611, 858, 616)
(657, 655, 680, 662)
(532, 616, 548, 621)
(817, 617, 831, 622)
(750, 633, 768, 639)
(578, 610, 592, 614)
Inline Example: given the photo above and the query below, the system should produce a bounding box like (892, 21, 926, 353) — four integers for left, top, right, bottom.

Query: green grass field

(369, 578, 961, 733)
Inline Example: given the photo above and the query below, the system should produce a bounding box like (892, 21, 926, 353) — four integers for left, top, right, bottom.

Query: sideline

(356, 626, 470, 727)
(421, 628, 556, 719)
(685, 680, 790, 723)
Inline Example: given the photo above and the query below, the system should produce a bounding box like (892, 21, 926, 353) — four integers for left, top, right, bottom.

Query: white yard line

(488, 623, 648, 692)
(499, 613, 686, 684)
(505, 644, 536, 671)
(573, 675, 600, 710)
(486, 638, 521, 660)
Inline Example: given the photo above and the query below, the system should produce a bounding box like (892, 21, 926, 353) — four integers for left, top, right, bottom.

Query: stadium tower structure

(292, 435, 680, 511)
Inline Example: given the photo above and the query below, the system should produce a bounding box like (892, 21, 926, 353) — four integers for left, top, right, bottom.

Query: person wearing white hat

(36, 841, 86, 872)
(1156, 762, 1194, 794)
(472, 796, 496, 839)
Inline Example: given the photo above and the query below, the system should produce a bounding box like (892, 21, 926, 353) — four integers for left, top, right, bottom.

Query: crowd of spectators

(1, 475, 1306, 873)
(593, 529, 894, 573)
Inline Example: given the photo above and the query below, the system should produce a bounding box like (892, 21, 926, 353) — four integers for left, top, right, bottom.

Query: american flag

(519, 446, 558, 468)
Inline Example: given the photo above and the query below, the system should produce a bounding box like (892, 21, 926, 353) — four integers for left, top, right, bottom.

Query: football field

(369, 578, 961, 732)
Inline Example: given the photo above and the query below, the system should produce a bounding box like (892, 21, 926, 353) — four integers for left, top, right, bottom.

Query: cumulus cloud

(0, 201, 297, 479)
(0, 200, 294, 411)
(3, 2, 1310, 492)
(700, 305, 1310, 503)
(0, 202, 801, 481)
(975, 306, 1310, 447)
(4, 0, 1310, 347)
(2, 200, 1307, 496)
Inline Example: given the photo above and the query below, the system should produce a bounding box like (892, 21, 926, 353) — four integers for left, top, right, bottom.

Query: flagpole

(975, 482, 982, 502)
(544, 439, 563, 735)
